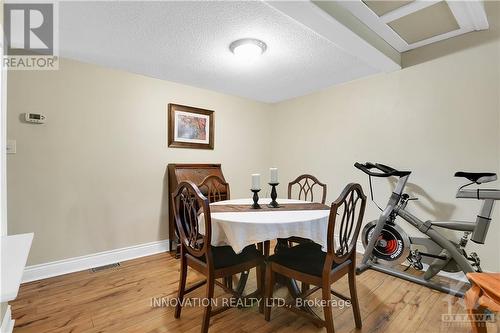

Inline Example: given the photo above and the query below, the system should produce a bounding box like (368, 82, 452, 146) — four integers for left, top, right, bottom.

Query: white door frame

(1, 24, 7, 237)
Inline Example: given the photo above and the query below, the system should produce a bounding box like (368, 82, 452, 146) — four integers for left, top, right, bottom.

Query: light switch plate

(6, 140, 16, 154)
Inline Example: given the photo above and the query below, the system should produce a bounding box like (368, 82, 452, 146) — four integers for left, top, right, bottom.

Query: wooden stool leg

(224, 276, 233, 290)
(256, 263, 265, 313)
(201, 275, 215, 333)
(265, 241, 270, 258)
(174, 252, 187, 319)
(465, 285, 487, 333)
(264, 263, 275, 321)
(301, 283, 310, 294)
(322, 282, 335, 333)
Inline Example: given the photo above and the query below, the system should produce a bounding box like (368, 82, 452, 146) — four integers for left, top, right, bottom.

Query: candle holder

(268, 183, 280, 208)
(251, 189, 261, 209)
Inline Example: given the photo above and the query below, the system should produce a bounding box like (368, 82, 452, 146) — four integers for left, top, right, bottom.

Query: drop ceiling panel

(362, 1, 413, 16)
(338, 0, 489, 52)
(388, 1, 459, 44)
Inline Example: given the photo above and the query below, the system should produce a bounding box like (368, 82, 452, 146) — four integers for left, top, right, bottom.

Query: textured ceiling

(59, 1, 380, 103)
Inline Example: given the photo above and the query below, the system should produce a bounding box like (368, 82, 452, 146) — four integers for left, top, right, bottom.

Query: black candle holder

(251, 189, 261, 209)
(268, 183, 280, 208)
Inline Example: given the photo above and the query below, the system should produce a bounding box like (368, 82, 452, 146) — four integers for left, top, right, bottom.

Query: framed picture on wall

(167, 104, 214, 150)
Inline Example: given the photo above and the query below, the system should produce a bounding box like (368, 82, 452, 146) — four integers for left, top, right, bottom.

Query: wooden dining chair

(279, 174, 328, 293)
(198, 175, 230, 203)
(197, 175, 236, 289)
(172, 181, 264, 333)
(265, 183, 367, 333)
(287, 174, 327, 242)
(288, 174, 327, 204)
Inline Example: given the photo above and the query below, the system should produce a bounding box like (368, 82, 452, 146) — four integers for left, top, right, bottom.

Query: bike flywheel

(362, 220, 410, 264)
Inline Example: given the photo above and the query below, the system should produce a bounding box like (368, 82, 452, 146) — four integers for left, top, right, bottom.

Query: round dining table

(199, 198, 331, 253)
(198, 197, 332, 308)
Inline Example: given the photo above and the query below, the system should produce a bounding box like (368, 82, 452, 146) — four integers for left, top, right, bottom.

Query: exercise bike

(354, 162, 499, 297)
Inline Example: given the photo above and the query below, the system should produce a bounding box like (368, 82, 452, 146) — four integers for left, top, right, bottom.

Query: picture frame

(167, 103, 214, 150)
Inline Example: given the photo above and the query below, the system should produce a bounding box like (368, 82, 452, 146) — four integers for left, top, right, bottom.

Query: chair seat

(202, 244, 262, 269)
(269, 242, 342, 277)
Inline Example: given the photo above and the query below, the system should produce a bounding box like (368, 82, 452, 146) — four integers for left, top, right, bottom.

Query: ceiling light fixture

(229, 38, 267, 62)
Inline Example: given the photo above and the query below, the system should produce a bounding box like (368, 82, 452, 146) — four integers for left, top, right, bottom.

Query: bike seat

(454, 172, 497, 184)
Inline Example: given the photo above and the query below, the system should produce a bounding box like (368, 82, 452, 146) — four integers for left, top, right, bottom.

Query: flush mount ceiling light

(229, 38, 267, 62)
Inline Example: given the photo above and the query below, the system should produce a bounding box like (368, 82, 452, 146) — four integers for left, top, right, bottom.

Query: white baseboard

(1, 305, 14, 333)
(21, 236, 467, 284)
(355, 240, 364, 254)
(22, 239, 169, 283)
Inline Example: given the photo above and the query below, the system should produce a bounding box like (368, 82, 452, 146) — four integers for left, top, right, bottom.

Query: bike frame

(357, 173, 498, 297)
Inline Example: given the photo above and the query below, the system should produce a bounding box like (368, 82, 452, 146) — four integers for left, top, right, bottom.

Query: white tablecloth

(199, 198, 330, 254)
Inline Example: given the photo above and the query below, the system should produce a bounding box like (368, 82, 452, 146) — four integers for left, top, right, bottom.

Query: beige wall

(7, 58, 272, 265)
(270, 3, 500, 271)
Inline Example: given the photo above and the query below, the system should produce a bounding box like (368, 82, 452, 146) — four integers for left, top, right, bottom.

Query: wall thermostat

(24, 113, 46, 124)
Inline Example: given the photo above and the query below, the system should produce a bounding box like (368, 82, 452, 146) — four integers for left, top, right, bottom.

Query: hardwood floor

(10, 252, 498, 333)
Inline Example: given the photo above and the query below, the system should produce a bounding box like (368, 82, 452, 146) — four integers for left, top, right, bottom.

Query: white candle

(270, 168, 278, 183)
(251, 174, 261, 190)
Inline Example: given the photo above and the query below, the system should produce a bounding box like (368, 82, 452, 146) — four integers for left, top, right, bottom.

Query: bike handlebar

(354, 162, 411, 178)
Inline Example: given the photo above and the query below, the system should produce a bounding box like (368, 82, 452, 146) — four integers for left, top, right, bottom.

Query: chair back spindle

(172, 181, 212, 259)
(288, 174, 327, 204)
(198, 175, 230, 203)
(326, 183, 366, 265)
